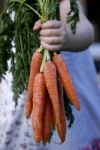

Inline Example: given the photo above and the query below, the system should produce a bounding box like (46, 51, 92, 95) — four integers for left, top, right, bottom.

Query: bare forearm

(60, 0, 94, 52)
(62, 21, 94, 52)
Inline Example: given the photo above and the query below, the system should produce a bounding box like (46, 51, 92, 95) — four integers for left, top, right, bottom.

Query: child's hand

(33, 20, 67, 51)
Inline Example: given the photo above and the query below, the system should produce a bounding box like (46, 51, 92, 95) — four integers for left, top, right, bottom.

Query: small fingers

(41, 20, 62, 29)
(40, 36, 64, 45)
(40, 29, 62, 37)
(41, 41, 62, 51)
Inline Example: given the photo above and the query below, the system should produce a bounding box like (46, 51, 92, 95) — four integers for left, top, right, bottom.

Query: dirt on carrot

(32, 73, 46, 144)
(25, 50, 42, 118)
(56, 77, 67, 143)
(42, 91, 54, 145)
(53, 53, 80, 110)
(44, 61, 61, 126)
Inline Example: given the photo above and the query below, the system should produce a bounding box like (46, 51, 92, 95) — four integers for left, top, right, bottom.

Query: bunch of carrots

(25, 48, 80, 145)
(24, 0, 80, 145)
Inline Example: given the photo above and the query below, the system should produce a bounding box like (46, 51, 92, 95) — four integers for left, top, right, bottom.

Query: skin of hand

(33, 0, 94, 52)
(33, 20, 67, 51)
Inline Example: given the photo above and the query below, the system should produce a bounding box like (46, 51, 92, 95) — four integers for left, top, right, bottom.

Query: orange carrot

(25, 98, 33, 119)
(53, 53, 80, 110)
(25, 50, 42, 118)
(57, 77, 67, 143)
(44, 61, 61, 126)
(42, 91, 54, 145)
(32, 73, 46, 144)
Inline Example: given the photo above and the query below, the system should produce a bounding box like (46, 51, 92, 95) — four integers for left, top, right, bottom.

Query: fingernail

(33, 25, 37, 30)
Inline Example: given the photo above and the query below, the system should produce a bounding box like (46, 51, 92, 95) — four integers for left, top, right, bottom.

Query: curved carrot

(57, 77, 67, 143)
(53, 54, 80, 110)
(42, 91, 54, 145)
(32, 73, 46, 144)
(25, 50, 42, 118)
(44, 61, 61, 126)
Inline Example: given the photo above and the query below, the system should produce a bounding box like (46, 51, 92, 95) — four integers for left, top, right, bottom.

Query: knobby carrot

(44, 61, 61, 126)
(53, 54, 80, 110)
(25, 50, 42, 118)
(57, 77, 67, 143)
(32, 73, 46, 144)
(42, 91, 54, 145)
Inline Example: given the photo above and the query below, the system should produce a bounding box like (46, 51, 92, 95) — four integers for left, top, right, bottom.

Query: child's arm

(60, 0, 94, 51)
(33, 0, 94, 52)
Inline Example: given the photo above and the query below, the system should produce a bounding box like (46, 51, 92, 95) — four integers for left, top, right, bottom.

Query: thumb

(33, 20, 42, 31)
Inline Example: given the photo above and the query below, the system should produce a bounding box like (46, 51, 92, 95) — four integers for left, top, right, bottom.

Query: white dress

(0, 46, 100, 150)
